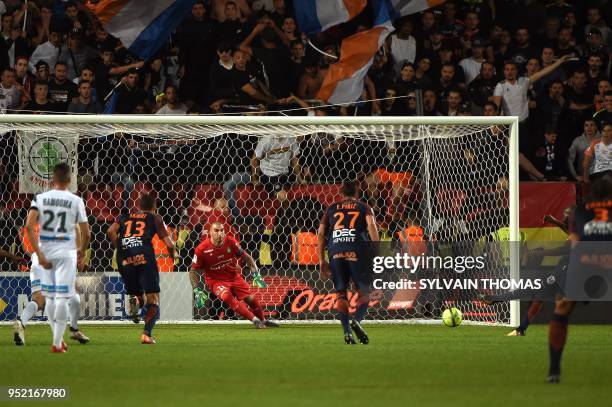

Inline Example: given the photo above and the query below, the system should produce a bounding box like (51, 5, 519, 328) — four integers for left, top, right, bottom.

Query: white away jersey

(31, 189, 87, 258)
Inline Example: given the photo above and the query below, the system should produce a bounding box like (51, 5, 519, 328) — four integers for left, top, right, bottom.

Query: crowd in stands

(1, 0, 612, 271)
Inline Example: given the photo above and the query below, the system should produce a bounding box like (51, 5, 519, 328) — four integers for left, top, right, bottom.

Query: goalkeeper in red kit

(190, 222, 278, 328)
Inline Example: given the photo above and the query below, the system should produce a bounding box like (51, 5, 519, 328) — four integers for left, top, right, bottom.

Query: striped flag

(96, 0, 196, 61)
(317, 0, 445, 103)
(293, 0, 367, 34)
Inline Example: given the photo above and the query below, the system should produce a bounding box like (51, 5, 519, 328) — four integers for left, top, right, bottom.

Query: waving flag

(293, 0, 367, 34)
(96, 0, 196, 61)
(317, 0, 445, 103)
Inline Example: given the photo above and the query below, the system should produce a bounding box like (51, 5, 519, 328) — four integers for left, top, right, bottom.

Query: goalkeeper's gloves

(193, 287, 208, 308)
(251, 270, 267, 288)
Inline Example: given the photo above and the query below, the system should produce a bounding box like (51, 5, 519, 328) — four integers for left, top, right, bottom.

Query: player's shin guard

(68, 294, 80, 331)
(548, 313, 569, 376)
(335, 294, 351, 335)
(247, 297, 265, 321)
(353, 292, 369, 323)
(219, 291, 255, 321)
(45, 298, 56, 336)
(53, 298, 69, 349)
(20, 301, 39, 327)
(143, 304, 160, 337)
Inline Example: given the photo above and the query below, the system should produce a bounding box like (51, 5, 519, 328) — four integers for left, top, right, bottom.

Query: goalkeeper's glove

(193, 287, 208, 308)
(251, 271, 267, 288)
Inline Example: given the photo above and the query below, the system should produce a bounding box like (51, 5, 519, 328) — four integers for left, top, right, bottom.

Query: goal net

(0, 115, 519, 325)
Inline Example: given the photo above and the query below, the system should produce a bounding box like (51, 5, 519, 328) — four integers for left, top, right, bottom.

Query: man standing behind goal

(24, 163, 90, 353)
(318, 181, 379, 345)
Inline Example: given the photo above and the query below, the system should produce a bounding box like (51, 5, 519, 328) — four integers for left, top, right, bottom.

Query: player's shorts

(205, 275, 252, 301)
(329, 252, 373, 293)
(30, 254, 42, 293)
(118, 254, 160, 295)
(41, 255, 77, 299)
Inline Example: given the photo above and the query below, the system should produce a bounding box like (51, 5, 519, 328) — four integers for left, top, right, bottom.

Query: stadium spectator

(493, 56, 570, 148)
(583, 123, 612, 182)
(95, 47, 144, 103)
(434, 62, 460, 105)
(555, 26, 577, 57)
(114, 68, 148, 114)
(177, 0, 215, 108)
(67, 80, 103, 114)
(534, 80, 566, 134)
(28, 25, 65, 75)
(567, 119, 601, 182)
(459, 37, 485, 85)
(395, 62, 417, 96)
(579, 29, 608, 69)
(414, 56, 433, 89)
(491, 27, 512, 74)
(25, 80, 59, 114)
(211, 0, 250, 22)
(155, 85, 187, 115)
(593, 91, 612, 129)
(0, 13, 28, 70)
(509, 27, 538, 73)
(60, 29, 98, 80)
(281, 17, 299, 43)
(240, 21, 292, 99)
(594, 79, 610, 111)
(467, 61, 497, 109)
(387, 17, 417, 77)
(529, 128, 568, 181)
(48, 61, 78, 111)
(423, 88, 441, 116)
(565, 69, 596, 134)
(298, 56, 325, 100)
(208, 42, 235, 104)
(14, 56, 33, 98)
(443, 88, 463, 116)
(538, 47, 567, 90)
(215, 1, 249, 47)
(584, 7, 611, 48)
(586, 54, 606, 92)
(0, 67, 21, 112)
(230, 48, 275, 106)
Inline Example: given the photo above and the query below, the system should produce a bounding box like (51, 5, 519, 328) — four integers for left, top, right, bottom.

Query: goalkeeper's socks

(143, 304, 160, 337)
(548, 313, 569, 376)
(20, 300, 39, 327)
(68, 294, 80, 330)
(353, 303, 368, 323)
(248, 298, 265, 321)
(519, 301, 543, 333)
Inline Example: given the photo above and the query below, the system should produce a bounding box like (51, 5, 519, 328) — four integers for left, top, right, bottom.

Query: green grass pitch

(1, 324, 611, 407)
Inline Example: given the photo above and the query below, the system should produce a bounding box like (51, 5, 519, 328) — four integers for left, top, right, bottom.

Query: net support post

(508, 117, 520, 327)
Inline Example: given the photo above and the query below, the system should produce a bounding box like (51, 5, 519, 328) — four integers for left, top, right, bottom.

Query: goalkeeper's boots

(263, 320, 279, 328)
(506, 328, 525, 337)
(344, 333, 357, 345)
(547, 374, 560, 384)
(350, 320, 369, 344)
(253, 318, 267, 329)
(141, 334, 156, 344)
(69, 329, 90, 344)
(13, 320, 25, 346)
(129, 296, 140, 324)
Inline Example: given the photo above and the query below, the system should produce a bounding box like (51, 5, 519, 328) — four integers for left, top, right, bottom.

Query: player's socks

(548, 313, 569, 377)
(68, 294, 80, 331)
(143, 304, 160, 337)
(45, 298, 56, 337)
(518, 300, 543, 333)
(335, 296, 351, 335)
(20, 301, 39, 327)
(53, 298, 69, 350)
(353, 301, 368, 323)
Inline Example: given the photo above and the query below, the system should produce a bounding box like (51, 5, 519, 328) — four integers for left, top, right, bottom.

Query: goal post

(0, 114, 520, 325)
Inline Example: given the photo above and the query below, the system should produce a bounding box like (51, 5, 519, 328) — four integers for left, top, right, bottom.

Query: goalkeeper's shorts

(205, 275, 252, 301)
